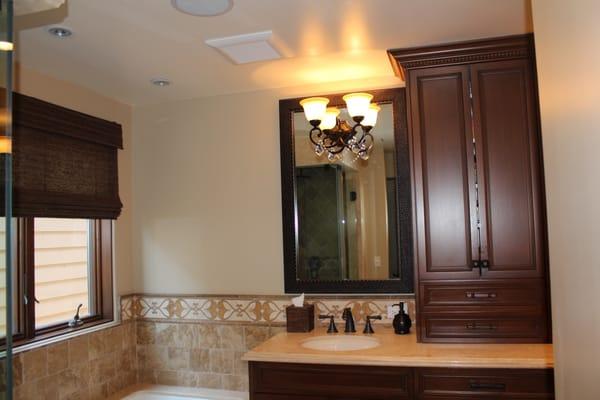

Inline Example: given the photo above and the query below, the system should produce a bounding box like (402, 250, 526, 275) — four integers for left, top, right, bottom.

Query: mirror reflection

(293, 103, 400, 281)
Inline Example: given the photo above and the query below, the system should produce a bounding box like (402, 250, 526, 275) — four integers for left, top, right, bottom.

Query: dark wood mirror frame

(279, 87, 413, 293)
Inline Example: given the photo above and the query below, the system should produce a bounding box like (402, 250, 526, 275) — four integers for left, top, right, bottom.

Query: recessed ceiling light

(151, 78, 171, 87)
(48, 26, 73, 38)
(171, 0, 233, 16)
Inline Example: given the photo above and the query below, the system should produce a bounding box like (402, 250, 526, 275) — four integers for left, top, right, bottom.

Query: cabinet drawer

(420, 281, 545, 309)
(422, 316, 546, 342)
(417, 367, 554, 398)
(250, 362, 412, 399)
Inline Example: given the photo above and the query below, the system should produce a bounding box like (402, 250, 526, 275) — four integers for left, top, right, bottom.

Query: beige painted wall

(531, 1, 600, 399)
(132, 76, 401, 294)
(15, 65, 134, 296)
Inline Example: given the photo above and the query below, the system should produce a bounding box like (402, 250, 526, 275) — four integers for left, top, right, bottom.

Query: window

(0, 92, 122, 344)
(1, 218, 113, 343)
(34, 218, 93, 328)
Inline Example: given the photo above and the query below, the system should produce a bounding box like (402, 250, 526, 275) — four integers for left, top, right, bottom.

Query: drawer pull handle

(466, 292, 497, 299)
(465, 323, 497, 330)
(469, 381, 506, 391)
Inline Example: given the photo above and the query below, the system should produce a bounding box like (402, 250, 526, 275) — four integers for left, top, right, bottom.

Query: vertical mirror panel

(0, 0, 12, 398)
(293, 104, 399, 281)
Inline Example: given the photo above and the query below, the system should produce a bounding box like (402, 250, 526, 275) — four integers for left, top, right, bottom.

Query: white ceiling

(14, 0, 532, 105)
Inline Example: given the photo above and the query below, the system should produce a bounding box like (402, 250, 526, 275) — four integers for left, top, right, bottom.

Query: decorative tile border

(120, 294, 415, 325)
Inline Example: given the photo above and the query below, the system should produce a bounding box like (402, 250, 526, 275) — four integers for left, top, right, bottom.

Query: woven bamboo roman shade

(0, 92, 123, 219)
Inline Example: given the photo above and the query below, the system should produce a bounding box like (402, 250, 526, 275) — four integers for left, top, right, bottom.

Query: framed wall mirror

(279, 88, 413, 293)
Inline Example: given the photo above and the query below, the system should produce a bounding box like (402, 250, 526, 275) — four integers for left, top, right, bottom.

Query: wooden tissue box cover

(286, 304, 315, 332)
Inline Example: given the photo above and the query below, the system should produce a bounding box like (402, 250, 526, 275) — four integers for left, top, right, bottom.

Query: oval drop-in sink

(301, 335, 381, 351)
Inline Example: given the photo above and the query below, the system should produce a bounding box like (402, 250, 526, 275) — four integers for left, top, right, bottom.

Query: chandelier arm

(351, 122, 368, 144)
(363, 132, 375, 151)
(309, 127, 323, 146)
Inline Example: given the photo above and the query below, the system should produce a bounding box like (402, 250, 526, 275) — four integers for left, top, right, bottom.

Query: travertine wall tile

(208, 349, 234, 374)
(13, 321, 137, 400)
(244, 326, 270, 350)
(189, 349, 210, 372)
(22, 347, 47, 382)
(47, 342, 69, 372)
(68, 335, 90, 366)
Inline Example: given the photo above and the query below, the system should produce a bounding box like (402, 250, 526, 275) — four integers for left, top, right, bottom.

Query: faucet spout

(342, 307, 356, 333)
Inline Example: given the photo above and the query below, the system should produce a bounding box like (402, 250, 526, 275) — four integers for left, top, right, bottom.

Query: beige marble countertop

(242, 327, 554, 369)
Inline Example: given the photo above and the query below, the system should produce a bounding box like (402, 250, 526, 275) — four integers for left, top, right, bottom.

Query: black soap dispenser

(392, 302, 412, 335)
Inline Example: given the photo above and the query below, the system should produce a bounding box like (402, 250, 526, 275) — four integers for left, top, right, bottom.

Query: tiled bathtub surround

(12, 321, 136, 400)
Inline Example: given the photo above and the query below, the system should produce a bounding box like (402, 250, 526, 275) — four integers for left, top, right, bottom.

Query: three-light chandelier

(299, 93, 380, 162)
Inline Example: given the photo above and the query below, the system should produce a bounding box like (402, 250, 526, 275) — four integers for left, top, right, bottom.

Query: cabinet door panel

(471, 60, 546, 278)
(409, 66, 479, 280)
(250, 362, 412, 399)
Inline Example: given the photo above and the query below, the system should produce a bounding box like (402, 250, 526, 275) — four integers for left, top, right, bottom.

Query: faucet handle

(318, 314, 338, 334)
(363, 315, 382, 334)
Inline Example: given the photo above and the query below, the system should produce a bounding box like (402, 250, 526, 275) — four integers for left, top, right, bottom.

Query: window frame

(7, 218, 113, 344)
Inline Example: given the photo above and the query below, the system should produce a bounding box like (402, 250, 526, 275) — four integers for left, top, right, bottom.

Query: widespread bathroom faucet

(342, 307, 356, 333)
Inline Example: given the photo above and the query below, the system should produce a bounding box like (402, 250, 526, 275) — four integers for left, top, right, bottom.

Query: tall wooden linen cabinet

(388, 34, 551, 343)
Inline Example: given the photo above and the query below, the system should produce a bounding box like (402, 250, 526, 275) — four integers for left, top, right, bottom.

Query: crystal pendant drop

(359, 151, 369, 160)
(327, 152, 337, 162)
(314, 143, 325, 156)
(351, 143, 361, 154)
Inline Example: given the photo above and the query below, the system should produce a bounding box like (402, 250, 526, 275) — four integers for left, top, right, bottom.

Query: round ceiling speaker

(171, 0, 233, 17)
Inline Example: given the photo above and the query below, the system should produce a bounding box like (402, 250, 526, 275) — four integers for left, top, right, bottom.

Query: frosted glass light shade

(362, 104, 381, 127)
(343, 92, 373, 118)
(319, 107, 340, 130)
(299, 97, 329, 122)
(0, 136, 12, 154)
(0, 41, 13, 51)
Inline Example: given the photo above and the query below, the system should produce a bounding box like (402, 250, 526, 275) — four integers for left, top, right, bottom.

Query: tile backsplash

(12, 293, 415, 398)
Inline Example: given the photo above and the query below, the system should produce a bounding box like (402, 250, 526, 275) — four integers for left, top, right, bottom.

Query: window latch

(68, 304, 85, 328)
(24, 296, 40, 305)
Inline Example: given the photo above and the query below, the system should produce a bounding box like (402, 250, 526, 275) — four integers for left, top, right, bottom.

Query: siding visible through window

(33, 218, 91, 328)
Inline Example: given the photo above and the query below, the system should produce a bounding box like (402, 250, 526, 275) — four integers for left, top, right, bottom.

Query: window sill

(13, 318, 119, 354)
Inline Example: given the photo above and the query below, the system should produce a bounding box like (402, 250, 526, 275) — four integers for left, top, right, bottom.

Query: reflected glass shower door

(0, 0, 12, 398)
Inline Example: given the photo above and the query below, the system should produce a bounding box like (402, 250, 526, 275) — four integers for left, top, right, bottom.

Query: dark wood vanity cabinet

(388, 34, 551, 343)
(250, 362, 413, 399)
(249, 362, 554, 399)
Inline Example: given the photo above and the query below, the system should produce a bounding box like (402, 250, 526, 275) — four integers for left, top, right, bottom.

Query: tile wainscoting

(10, 293, 415, 399)
(12, 322, 137, 400)
(124, 294, 415, 392)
